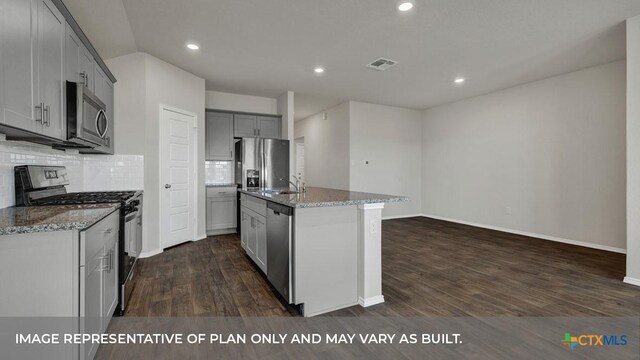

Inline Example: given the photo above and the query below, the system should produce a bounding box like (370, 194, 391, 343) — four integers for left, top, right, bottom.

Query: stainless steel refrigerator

(235, 138, 290, 189)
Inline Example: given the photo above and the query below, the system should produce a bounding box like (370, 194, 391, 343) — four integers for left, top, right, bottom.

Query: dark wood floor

(126, 217, 640, 317)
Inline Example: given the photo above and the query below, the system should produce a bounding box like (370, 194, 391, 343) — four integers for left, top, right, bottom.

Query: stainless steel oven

(121, 193, 142, 315)
(65, 81, 110, 148)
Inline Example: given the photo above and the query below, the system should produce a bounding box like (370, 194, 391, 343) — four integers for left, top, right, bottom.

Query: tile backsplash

(0, 141, 143, 209)
(205, 161, 234, 184)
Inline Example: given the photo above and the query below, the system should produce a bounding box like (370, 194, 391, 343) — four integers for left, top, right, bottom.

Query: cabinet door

(64, 22, 82, 83)
(36, 0, 65, 140)
(234, 114, 257, 138)
(0, 0, 37, 131)
(254, 215, 267, 273)
(257, 116, 280, 139)
(102, 238, 118, 323)
(103, 80, 114, 154)
(209, 197, 236, 230)
(79, 45, 94, 92)
(94, 65, 108, 103)
(246, 215, 257, 258)
(240, 208, 248, 250)
(82, 250, 103, 360)
(206, 112, 234, 160)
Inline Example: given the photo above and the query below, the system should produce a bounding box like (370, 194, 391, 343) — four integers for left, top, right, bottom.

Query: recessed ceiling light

(186, 43, 200, 50)
(314, 67, 325, 74)
(454, 77, 466, 84)
(397, 0, 415, 11)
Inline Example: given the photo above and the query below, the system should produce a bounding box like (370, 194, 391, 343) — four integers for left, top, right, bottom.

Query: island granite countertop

(0, 203, 120, 235)
(239, 187, 408, 208)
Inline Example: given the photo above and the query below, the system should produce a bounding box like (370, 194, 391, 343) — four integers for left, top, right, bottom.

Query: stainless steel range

(14, 165, 142, 316)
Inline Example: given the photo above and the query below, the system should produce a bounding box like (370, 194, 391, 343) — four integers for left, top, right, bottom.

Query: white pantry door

(160, 106, 197, 249)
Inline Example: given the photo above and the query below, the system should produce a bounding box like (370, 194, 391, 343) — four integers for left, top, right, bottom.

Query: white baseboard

(194, 233, 207, 241)
(139, 248, 163, 259)
(382, 213, 423, 220)
(206, 229, 237, 236)
(421, 214, 627, 254)
(624, 277, 640, 287)
(358, 295, 385, 307)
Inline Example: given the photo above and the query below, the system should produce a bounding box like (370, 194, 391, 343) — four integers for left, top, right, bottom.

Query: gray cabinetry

(92, 66, 114, 154)
(0, 0, 37, 132)
(257, 116, 280, 139)
(206, 186, 237, 234)
(81, 211, 118, 360)
(206, 112, 234, 160)
(239, 194, 267, 274)
(35, 0, 65, 140)
(233, 113, 281, 139)
(234, 114, 258, 138)
(0, 0, 116, 152)
(0, 0, 65, 140)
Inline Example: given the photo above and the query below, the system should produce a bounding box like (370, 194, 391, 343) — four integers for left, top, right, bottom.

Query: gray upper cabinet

(36, 0, 65, 140)
(0, 0, 116, 152)
(206, 112, 234, 161)
(0, 0, 37, 132)
(257, 116, 280, 139)
(233, 113, 281, 139)
(234, 114, 258, 138)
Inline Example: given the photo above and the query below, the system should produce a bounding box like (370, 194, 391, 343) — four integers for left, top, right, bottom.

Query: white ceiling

(63, 0, 137, 59)
(69, 0, 640, 113)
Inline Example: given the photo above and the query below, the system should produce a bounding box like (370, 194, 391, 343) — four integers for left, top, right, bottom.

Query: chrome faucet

(280, 176, 301, 192)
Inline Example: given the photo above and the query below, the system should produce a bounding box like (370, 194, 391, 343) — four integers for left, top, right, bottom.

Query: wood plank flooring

(125, 217, 640, 317)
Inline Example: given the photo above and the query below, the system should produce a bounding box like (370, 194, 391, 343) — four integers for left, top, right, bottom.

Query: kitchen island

(239, 187, 407, 317)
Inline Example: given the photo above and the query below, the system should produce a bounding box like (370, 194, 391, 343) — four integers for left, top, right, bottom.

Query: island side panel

(0, 230, 78, 316)
(293, 205, 358, 316)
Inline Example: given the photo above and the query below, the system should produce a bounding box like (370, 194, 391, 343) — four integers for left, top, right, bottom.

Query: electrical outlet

(505, 206, 512, 215)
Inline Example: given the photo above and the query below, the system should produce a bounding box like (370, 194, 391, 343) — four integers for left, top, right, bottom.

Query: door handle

(165, 184, 172, 189)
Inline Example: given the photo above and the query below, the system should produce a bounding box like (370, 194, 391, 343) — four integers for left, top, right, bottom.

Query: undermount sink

(265, 189, 299, 195)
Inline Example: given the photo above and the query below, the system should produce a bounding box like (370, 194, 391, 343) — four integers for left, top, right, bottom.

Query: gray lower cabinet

(206, 187, 237, 234)
(206, 112, 234, 160)
(233, 113, 282, 139)
(239, 195, 267, 274)
(0, 210, 119, 360)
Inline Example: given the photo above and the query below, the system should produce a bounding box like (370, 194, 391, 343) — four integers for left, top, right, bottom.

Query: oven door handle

(125, 213, 139, 223)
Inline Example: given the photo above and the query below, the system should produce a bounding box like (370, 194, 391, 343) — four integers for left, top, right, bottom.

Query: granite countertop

(206, 183, 237, 188)
(0, 203, 120, 235)
(239, 187, 408, 208)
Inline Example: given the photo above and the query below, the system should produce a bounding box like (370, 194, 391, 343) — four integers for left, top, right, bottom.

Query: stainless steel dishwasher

(266, 202, 293, 303)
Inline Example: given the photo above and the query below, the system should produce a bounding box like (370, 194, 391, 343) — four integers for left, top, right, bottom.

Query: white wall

(294, 102, 350, 190)
(107, 52, 206, 256)
(206, 91, 277, 114)
(349, 101, 422, 218)
(422, 61, 626, 252)
(277, 91, 295, 179)
(105, 53, 146, 155)
(626, 16, 640, 282)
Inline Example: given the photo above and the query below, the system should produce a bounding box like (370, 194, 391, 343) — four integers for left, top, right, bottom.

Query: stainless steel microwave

(65, 81, 109, 148)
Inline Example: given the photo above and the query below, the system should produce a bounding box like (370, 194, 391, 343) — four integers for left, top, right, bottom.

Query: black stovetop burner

(33, 191, 138, 205)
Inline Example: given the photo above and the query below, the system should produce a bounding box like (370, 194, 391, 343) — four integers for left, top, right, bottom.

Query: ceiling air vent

(365, 58, 399, 71)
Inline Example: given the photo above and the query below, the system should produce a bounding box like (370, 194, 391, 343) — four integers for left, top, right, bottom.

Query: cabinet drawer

(81, 211, 119, 267)
(242, 195, 267, 217)
(206, 187, 237, 198)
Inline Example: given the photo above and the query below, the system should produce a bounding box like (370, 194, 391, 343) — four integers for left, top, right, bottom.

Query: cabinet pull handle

(258, 129, 260, 136)
(35, 103, 44, 124)
(44, 105, 50, 126)
(80, 71, 88, 87)
(104, 228, 113, 235)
